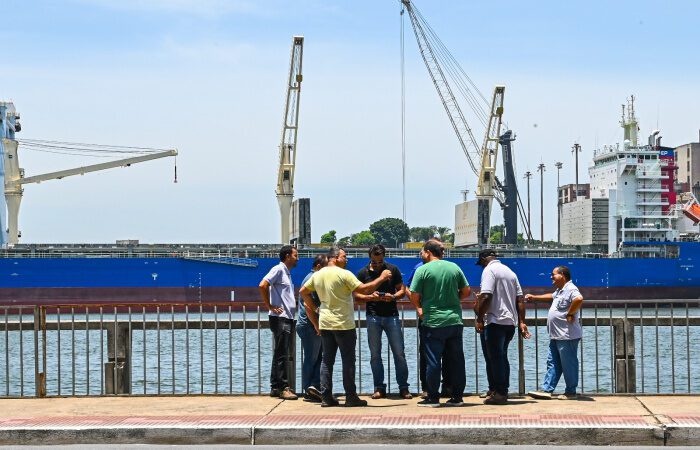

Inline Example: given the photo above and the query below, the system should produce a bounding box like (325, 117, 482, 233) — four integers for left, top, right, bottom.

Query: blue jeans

(482, 323, 515, 396)
(421, 325, 465, 401)
(367, 315, 410, 391)
(296, 324, 322, 392)
(542, 338, 580, 394)
(320, 329, 357, 398)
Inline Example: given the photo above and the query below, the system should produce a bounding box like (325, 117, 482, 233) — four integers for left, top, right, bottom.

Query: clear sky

(3, 0, 699, 244)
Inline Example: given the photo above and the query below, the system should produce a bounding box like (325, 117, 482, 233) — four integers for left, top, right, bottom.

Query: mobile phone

(377, 292, 386, 296)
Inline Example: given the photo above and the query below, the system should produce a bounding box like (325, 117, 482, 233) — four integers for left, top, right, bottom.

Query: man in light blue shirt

(525, 265, 584, 400)
(259, 245, 299, 400)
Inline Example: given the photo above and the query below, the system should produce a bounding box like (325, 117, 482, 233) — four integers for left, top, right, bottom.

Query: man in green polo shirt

(410, 240, 471, 407)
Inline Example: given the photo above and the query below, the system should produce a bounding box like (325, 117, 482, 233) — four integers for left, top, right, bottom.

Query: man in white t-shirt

(474, 249, 530, 405)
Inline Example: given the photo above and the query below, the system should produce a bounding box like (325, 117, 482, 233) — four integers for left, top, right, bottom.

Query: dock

(0, 395, 698, 446)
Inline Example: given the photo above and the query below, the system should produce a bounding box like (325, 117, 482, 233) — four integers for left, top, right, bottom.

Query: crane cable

(400, 3, 407, 224)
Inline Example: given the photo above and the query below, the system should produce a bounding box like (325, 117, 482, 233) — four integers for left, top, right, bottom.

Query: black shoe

(444, 398, 464, 407)
(321, 396, 340, 407)
(269, 388, 280, 398)
(344, 394, 368, 407)
(483, 392, 508, 405)
(306, 386, 323, 402)
(417, 398, 441, 408)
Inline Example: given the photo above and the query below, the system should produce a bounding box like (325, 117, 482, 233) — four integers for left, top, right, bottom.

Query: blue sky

(3, 0, 699, 243)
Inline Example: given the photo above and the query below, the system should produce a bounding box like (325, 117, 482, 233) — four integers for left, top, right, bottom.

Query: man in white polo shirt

(526, 265, 584, 400)
(474, 249, 530, 405)
(259, 245, 299, 400)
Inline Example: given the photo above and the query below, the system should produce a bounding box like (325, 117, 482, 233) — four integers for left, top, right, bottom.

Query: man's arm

(410, 291, 423, 319)
(524, 292, 554, 302)
(353, 269, 392, 294)
(566, 295, 584, 323)
(459, 285, 471, 300)
(516, 295, 531, 338)
(258, 279, 283, 315)
(299, 286, 320, 334)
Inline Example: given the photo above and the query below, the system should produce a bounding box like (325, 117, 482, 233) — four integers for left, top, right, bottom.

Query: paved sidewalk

(0, 395, 698, 446)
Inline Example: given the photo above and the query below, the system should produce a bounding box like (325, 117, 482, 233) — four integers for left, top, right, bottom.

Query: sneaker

(417, 398, 441, 408)
(483, 392, 508, 405)
(444, 398, 464, 407)
(344, 394, 368, 407)
(399, 388, 413, 400)
(370, 390, 386, 400)
(278, 387, 298, 400)
(269, 388, 280, 398)
(479, 390, 494, 399)
(321, 396, 340, 407)
(557, 393, 579, 400)
(306, 386, 323, 402)
(528, 390, 553, 400)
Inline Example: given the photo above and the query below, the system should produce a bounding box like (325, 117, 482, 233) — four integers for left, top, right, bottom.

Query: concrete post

(105, 323, 131, 394)
(614, 318, 636, 393)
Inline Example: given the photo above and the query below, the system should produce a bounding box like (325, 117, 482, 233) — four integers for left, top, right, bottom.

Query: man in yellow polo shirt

(300, 247, 392, 407)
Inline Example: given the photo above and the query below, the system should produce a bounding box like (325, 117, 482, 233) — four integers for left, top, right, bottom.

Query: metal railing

(1, 300, 698, 398)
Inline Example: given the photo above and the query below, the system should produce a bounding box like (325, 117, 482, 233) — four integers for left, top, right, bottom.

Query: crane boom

(401, 0, 482, 176)
(276, 36, 304, 245)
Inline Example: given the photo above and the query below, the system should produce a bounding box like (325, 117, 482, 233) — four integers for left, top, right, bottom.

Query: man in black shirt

(355, 244, 412, 399)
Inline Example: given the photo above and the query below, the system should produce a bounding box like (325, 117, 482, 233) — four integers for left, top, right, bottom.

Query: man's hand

(475, 320, 484, 333)
(524, 294, 533, 302)
(416, 307, 423, 319)
(269, 305, 283, 315)
(380, 269, 392, 280)
(313, 323, 320, 336)
(519, 322, 531, 339)
(566, 313, 575, 323)
(381, 293, 394, 302)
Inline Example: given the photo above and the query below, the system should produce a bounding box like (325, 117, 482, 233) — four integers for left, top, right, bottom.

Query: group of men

(259, 240, 584, 407)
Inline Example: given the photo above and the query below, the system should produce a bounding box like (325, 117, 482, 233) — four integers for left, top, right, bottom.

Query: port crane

(275, 36, 304, 245)
(0, 101, 177, 246)
(401, 1, 531, 245)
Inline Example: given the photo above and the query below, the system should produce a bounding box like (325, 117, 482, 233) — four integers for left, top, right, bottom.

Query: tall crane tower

(276, 36, 304, 245)
(0, 101, 177, 246)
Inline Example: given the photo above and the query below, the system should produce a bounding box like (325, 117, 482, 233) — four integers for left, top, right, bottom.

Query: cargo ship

(0, 240, 698, 305)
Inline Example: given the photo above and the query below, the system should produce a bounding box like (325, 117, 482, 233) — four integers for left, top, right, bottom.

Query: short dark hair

(327, 246, 344, 260)
(313, 254, 328, 269)
(368, 244, 386, 257)
(279, 245, 295, 262)
(555, 265, 571, 281)
(423, 239, 444, 258)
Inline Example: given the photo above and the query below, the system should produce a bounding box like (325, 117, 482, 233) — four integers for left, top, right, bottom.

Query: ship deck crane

(276, 36, 304, 245)
(400, 1, 531, 245)
(0, 102, 177, 246)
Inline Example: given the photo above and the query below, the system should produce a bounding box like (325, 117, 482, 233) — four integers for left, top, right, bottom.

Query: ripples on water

(1, 308, 699, 396)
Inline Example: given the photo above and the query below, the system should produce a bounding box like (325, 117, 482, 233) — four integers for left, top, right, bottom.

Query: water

(1, 307, 699, 397)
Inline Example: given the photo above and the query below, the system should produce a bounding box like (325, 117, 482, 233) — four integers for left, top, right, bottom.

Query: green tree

(351, 230, 376, 246)
(409, 226, 434, 242)
(369, 218, 410, 248)
(435, 226, 451, 241)
(320, 230, 337, 244)
(337, 236, 351, 247)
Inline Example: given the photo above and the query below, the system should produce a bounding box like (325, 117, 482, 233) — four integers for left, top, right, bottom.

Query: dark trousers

(269, 316, 295, 390)
(482, 323, 515, 396)
(479, 332, 494, 392)
(320, 329, 357, 398)
(419, 321, 451, 394)
(421, 325, 466, 401)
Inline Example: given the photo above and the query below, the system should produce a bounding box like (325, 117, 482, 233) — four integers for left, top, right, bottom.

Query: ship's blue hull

(1, 242, 698, 304)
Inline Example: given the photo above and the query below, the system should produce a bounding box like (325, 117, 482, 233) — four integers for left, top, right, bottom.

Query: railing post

(105, 322, 131, 394)
(33, 306, 47, 397)
(614, 318, 636, 393)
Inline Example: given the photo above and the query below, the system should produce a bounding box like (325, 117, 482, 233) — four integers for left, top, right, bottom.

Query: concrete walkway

(0, 395, 698, 446)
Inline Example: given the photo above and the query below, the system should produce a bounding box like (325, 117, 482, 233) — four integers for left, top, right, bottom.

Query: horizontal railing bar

(4, 316, 700, 331)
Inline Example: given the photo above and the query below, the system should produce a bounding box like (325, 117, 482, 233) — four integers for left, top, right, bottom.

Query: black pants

(269, 316, 295, 390)
(320, 329, 357, 398)
(481, 323, 515, 396)
(419, 320, 451, 394)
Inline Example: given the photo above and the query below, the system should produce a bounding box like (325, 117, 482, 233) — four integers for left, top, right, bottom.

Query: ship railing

(1, 299, 698, 398)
